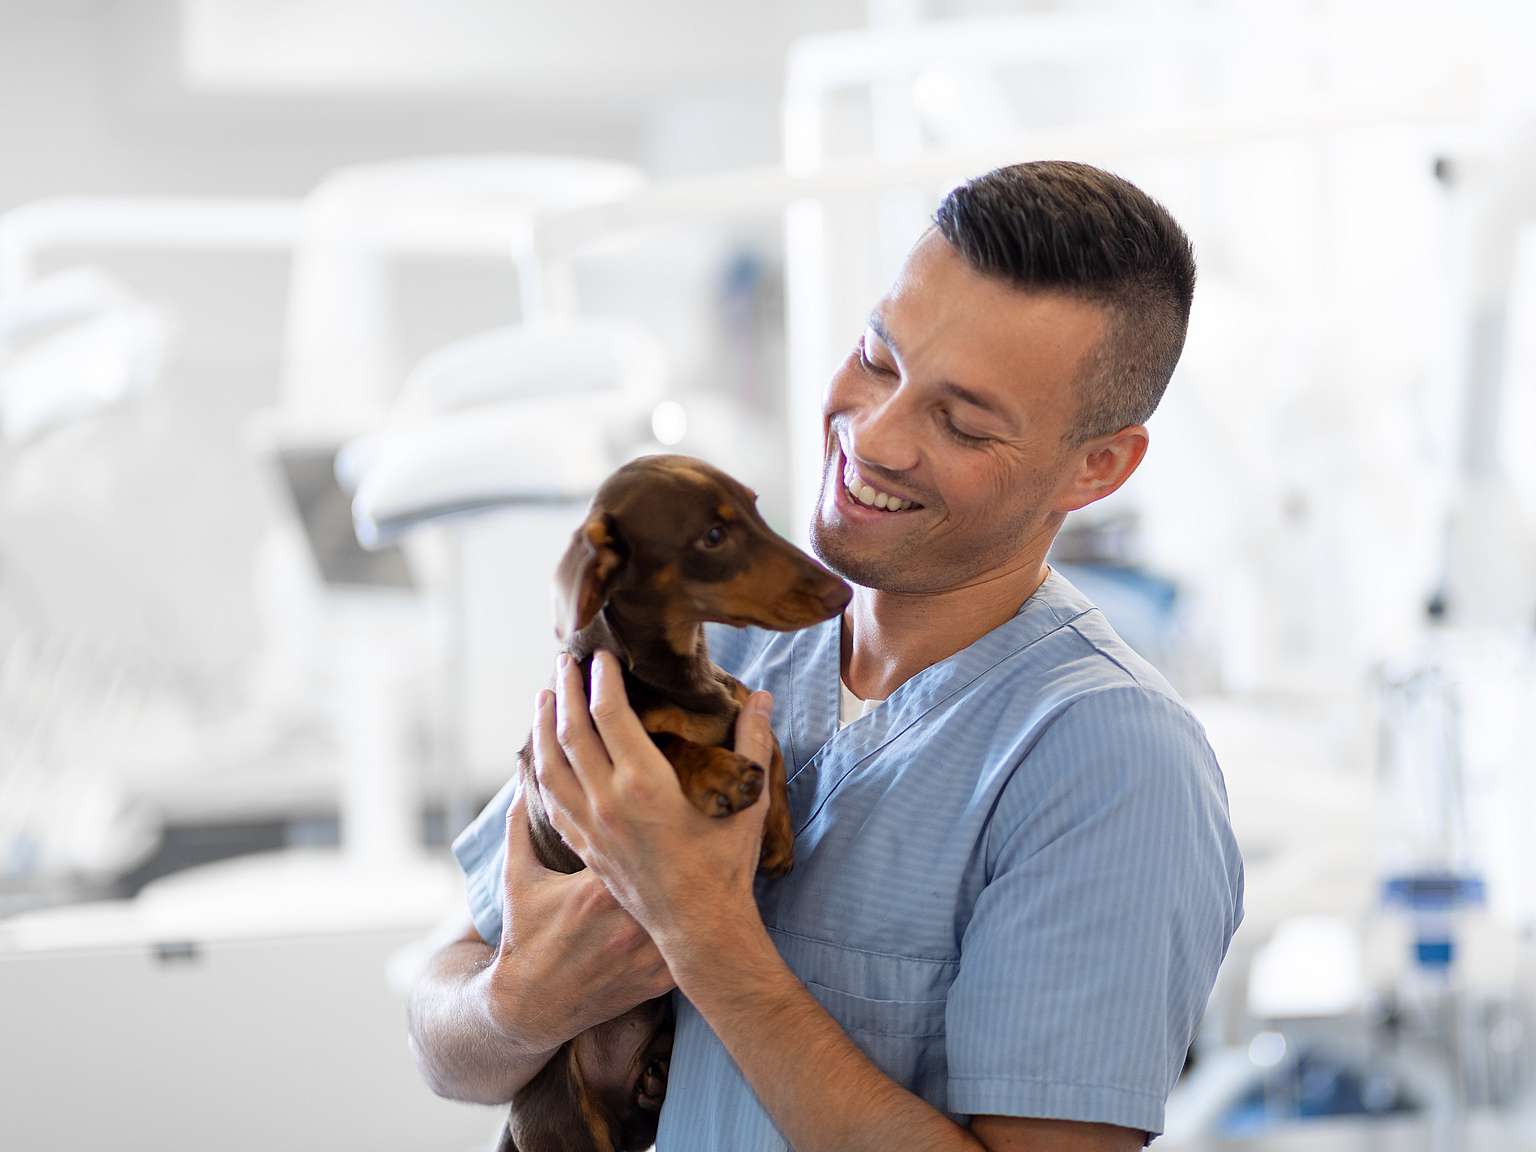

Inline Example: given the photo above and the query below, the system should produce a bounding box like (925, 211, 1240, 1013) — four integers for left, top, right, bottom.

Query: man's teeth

(842, 461, 918, 511)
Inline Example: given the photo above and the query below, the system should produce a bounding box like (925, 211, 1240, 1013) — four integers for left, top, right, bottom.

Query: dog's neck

(576, 598, 727, 711)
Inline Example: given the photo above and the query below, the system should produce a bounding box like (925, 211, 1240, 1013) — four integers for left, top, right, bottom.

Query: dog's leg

(757, 740, 794, 877)
(718, 679, 794, 876)
(653, 733, 765, 817)
(651, 732, 795, 876)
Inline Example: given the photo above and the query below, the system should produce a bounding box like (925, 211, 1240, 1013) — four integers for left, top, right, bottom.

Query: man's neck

(839, 557, 1051, 701)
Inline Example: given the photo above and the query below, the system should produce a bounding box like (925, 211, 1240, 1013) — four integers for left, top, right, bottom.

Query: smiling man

(409, 161, 1245, 1151)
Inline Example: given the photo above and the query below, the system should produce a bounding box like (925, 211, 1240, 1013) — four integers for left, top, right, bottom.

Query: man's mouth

(839, 451, 923, 513)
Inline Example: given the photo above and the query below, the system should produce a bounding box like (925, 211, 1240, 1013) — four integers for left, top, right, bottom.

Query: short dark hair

(933, 161, 1196, 443)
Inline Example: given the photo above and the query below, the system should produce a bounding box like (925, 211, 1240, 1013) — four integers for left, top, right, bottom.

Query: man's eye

(856, 338, 892, 376)
(942, 414, 989, 446)
(700, 524, 727, 549)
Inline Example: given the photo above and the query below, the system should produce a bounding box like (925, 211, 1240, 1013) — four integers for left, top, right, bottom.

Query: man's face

(810, 230, 1108, 594)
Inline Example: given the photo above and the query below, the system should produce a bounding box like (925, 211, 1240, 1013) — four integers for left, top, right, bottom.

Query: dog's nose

(818, 579, 853, 614)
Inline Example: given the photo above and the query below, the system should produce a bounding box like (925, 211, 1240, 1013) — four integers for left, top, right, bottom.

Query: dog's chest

(638, 703, 734, 747)
(633, 672, 748, 748)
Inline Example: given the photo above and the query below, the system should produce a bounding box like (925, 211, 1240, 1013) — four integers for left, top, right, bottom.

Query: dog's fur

(498, 455, 850, 1152)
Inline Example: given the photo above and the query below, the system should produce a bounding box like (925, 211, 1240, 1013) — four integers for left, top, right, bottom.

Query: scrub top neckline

(837, 676, 884, 727)
(789, 566, 1082, 779)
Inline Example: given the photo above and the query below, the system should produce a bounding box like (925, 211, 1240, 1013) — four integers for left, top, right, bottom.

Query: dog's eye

(700, 523, 728, 549)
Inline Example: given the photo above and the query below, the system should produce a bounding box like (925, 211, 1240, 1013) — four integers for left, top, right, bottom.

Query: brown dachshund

(498, 454, 851, 1152)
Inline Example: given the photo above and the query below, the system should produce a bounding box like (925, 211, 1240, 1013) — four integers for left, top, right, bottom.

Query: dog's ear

(553, 512, 628, 641)
(507, 1044, 611, 1152)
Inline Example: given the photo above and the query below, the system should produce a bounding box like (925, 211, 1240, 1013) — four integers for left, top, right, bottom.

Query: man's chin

(809, 516, 888, 590)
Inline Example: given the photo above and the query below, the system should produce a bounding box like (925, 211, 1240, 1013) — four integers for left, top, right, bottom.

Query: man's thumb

(735, 691, 775, 770)
(502, 786, 542, 880)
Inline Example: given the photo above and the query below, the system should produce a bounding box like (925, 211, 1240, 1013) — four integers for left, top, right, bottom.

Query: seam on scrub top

(1064, 618, 1150, 690)
(786, 626, 801, 770)
(767, 923, 961, 967)
(1034, 574, 1070, 628)
(794, 614, 1096, 835)
(948, 1072, 1165, 1100)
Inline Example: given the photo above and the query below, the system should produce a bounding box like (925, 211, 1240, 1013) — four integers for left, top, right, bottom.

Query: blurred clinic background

(3, 1, 1536, 1150)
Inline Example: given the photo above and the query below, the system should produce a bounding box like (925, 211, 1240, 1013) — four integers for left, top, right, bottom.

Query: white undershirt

(838, 677, 885, 727)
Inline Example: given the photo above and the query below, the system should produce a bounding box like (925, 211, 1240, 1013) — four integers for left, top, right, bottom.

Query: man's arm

(407, 786, 675, 1104)
(668, 909, 1142, 1152)
(406, 921, 559, 1104)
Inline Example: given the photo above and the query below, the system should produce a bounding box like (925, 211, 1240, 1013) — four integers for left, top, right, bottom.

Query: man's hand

(532, 650, 773, 959)
(484, 764, 675, 1053)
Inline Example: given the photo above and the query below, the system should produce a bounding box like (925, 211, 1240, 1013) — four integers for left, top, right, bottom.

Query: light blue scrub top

(452, 569, 1245, 1146)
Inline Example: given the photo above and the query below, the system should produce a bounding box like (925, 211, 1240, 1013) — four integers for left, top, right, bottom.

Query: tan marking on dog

(570, 1046, 617, 1152)
(701, 556, 836, 631)
(728, 677, 751, 708)
(653, 562, 678, 588)
(664, 459, 717, 490)
(716, 502, 737, 521)
(641, 705, 732, 746)
(583, 517, 623, 584)
(663, 617, 699, 658)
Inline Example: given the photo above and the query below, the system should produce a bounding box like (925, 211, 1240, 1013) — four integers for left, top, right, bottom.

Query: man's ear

(1056, 425, 1149, 513)
(552, 512, 628, 641)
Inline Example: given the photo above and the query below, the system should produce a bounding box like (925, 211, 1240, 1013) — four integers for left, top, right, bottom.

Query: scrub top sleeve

(450, 771, 521, 948)
(945, 685, 1244, 1141)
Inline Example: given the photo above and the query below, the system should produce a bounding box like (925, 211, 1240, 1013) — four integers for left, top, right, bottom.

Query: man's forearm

(406, 939, 559, 1105)
(667, 918, 984, 1152)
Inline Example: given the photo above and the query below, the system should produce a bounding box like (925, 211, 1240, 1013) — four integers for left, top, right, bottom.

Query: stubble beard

(806, 465, 947, 593)
(807, 465, 1053, 595)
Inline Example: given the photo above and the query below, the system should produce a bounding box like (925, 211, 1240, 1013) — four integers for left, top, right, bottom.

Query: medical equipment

(332, 313, 669, 857)
(0, 267, 180, 904)
(339, 319, 663, 548)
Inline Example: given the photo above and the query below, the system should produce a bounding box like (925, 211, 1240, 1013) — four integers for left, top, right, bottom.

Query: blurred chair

(252, 153, 652, 872)
(0, 266, 174, 903)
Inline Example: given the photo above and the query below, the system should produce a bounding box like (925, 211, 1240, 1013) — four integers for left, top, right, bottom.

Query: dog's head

(553, 454, 851, 643)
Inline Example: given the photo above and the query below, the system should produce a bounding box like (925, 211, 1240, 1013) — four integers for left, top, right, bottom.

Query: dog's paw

(703, 760, 763, 816)
(734, 762, 764, 809)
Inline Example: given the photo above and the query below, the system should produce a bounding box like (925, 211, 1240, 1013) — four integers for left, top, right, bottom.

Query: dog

(498, 454, 851, 1152)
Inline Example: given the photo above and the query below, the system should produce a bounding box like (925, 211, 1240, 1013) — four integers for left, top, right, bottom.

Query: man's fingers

(733, 690, 776, 770)
(533, 686, 590, 846)
(589, 651, 662, 781)
(553, 653, 613, 787)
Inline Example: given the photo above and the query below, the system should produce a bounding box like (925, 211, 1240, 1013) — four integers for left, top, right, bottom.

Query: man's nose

(849, 395, 920, 477)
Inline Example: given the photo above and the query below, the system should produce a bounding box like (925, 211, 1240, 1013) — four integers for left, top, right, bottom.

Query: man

(409, 161, 1245, 1151)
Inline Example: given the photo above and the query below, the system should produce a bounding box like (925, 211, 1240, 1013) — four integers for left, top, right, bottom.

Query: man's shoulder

(1010, 587, 1193, 733)
(996, 611, 1236, 897)
(1028, 633, 1210, 765)
(1036, 618, 1192, 725)
(1001, 575, 1219, 792)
